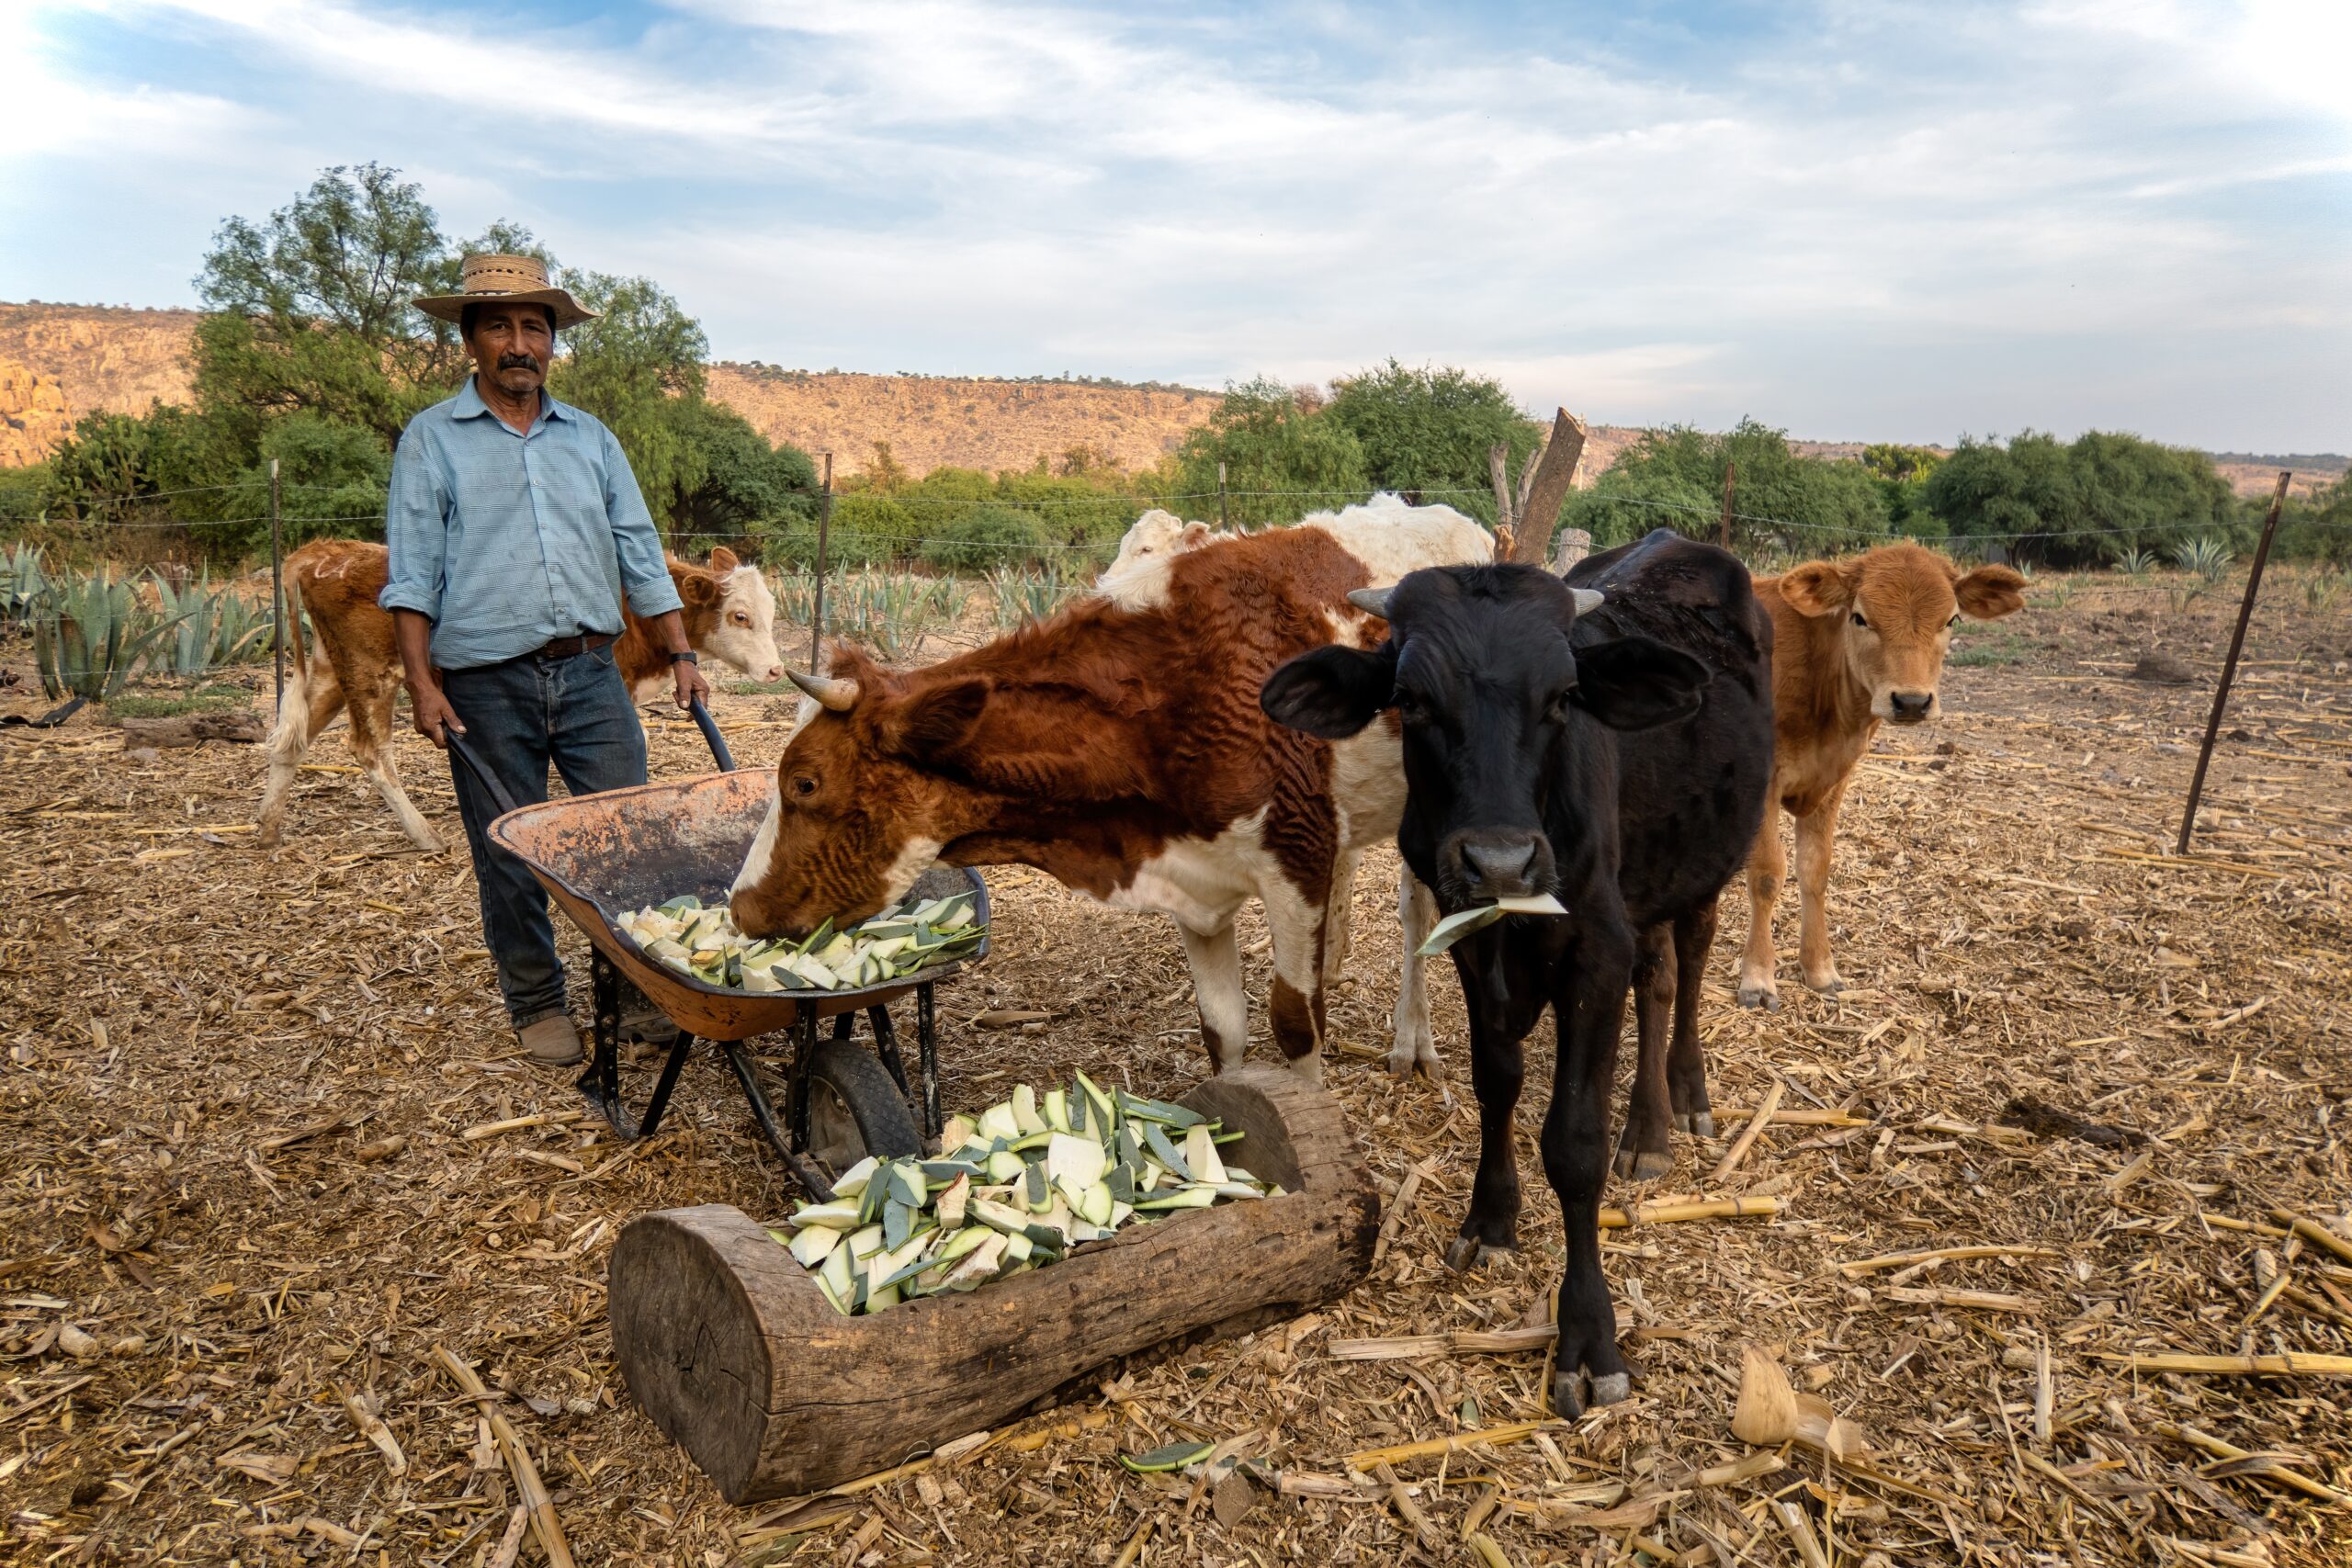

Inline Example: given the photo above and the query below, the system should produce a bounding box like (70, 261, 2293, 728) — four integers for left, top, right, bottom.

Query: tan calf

(256, 541, 785, 852)
(1737, 542, 2025, 1009)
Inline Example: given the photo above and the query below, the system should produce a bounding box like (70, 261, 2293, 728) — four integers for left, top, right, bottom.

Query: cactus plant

(32, 570, 186, 702)
(0, 544, 46, 626)
(151, 569, 274, 677)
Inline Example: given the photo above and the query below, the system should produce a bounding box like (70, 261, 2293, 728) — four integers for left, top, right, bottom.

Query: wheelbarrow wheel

(800, 1039, 921, 1174)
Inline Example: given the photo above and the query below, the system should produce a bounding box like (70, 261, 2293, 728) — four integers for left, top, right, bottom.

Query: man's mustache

(497, 353, 540, 372)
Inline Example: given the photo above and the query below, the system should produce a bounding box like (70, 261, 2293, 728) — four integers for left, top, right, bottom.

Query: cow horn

(1347, 586, 1394, 619)
(788, 670, 860, 711)
(1570, 588, 1605, 617)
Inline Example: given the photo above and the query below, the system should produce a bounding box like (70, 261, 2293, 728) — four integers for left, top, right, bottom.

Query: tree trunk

(607, 1066, 1379, 1502)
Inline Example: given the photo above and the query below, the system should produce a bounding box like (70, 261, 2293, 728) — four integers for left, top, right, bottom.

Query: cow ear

(708, 546, 740, 575)
(1572, 637, 1710, 731)
(680, 570, 720, 607)
(1261, 644, 1393, 740)
(1778, 560, 1854, 617)
(1952, 563, 2027, 620)
(1179, 521, 1213, 548)
(882, 676, 991, 759)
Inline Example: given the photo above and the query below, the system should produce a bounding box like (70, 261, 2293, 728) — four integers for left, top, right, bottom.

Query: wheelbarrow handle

(445, 730, 521, 818)
(689, 695, 737, 773)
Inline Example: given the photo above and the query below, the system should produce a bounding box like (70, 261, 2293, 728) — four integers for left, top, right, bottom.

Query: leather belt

(530, 630, 616, 661)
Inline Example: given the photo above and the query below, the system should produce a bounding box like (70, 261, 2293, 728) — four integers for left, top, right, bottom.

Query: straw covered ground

(4, 571, 2349, 1566)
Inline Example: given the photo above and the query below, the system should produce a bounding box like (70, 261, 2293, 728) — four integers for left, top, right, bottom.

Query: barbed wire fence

(2, 457, 2341, 744)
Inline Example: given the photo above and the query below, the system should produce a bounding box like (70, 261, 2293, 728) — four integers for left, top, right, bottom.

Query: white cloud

(6, 0, 2347, 447)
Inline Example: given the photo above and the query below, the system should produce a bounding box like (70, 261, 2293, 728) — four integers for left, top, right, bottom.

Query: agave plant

(32, 570, 187, 702)
(2305, 569, 2347, 616)
(0, 543, 46, 626)
(989, 565, 1076, 632)
(832, 571, 967, 660)
(151, 569, 275, 677)
(2173, 536, 2233, 582)
(2114, 547, 2158, 578)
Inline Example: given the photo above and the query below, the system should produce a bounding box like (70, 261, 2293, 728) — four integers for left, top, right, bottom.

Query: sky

(3, 0, 2347, 451)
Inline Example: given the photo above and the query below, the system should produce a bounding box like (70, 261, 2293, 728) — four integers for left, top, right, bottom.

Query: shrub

(921, 507, 1050, 572)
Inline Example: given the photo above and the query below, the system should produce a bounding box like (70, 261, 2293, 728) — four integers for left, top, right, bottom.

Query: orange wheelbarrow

(450, 703, 989, 1200)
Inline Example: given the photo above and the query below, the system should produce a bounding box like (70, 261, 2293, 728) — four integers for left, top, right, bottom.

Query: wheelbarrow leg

(916, 983, 942, 1141)
(867, 1003, 908, 1095)
(787, 1010, 820, 1149)
(637, 1033, 694, 1138)
(580, 951, 639, 1139)
(722, 1038, 836, 1201)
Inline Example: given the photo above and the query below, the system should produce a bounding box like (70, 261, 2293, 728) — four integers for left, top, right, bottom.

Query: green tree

(669, 400, 818, 546)
(1324, 360, 1540, 517)
(1164, 378, 1369, 526)
(191, 162, 464, 446)
(545, 269, 711, 525)
(1565, 419, 1889, 553)
(1923, 430, 2233, 567)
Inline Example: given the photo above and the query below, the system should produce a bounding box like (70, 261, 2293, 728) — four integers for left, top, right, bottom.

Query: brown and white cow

(1736, 542, 2025, 1010)
(733, 499, 1494, 1079)
(255, 540, 786, 852)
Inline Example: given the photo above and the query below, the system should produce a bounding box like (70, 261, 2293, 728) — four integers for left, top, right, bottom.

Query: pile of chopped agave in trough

(769, 1074, 1283, 1315)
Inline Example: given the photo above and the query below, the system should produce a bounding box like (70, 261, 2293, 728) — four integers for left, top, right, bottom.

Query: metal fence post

(1217, 462, 1228, 530)
(2177, 469, 2290, 854)
(1719, 461, 1736, 551)
(269, 457, 285, 711)
(808, 453, 832, 672)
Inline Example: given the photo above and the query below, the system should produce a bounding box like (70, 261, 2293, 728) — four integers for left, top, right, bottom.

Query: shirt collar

(453, 377, 571, 424)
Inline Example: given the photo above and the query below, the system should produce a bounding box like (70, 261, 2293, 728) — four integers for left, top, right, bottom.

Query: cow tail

(279, 566, 310, 717)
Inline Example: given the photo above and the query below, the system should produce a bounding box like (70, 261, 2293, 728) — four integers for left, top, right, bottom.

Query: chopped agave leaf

(1120, 1441, 1214, 1474)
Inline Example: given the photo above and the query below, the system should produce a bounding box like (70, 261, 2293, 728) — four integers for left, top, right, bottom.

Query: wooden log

(116, 710, 265, 748)
(608, 1066, 1378, 1502)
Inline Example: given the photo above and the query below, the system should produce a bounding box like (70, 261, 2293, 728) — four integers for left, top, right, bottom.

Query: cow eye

(1851, 612, 1869, 628)
(1393, 692, 1428, 723)
(1947, 613, 1960, 628)
(1545, 690, 1574, 724)
(730, 610, 751, 626)
(790, 774, 818, 798)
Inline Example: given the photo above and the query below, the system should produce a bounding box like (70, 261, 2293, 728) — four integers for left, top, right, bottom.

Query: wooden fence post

(1217, 462, 1228, 530)
(807, 453, 832, 672)
(1507, 410, 1589, 566)
(2177, 470, 2290, 854)
(269, 457, 284, 711)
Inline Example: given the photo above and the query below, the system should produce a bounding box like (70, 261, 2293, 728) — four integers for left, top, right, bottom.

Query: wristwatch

(669, 650, 699, 665)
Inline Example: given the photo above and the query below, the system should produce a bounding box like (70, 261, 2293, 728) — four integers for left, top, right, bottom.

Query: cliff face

(705, 365, 1220, 479)
(0, 304, 200, 464)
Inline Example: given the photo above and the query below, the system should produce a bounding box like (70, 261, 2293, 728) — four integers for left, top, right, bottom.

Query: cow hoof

(1690, 1111, 1715, 1138)
(1444, 1235, 1511, 1273)
(1613, 1146, 1672, 1181)
(1804, 974, 1845, 996)
(1552, 1366, 1633, 1419)
(1736, 982, 1780, 1011)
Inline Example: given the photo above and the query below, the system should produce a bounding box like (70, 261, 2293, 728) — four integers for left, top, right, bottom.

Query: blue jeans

(442, 644, 648, 1025)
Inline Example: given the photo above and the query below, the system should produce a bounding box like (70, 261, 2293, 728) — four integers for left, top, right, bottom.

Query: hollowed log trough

(608, 1066, 1379, 1502)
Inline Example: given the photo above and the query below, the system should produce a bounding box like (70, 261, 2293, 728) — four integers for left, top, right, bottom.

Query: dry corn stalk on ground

(3, 577, 2350, 1566)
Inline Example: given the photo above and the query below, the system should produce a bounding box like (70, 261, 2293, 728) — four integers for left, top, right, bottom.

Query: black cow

(1260, 530, 1773, 1413)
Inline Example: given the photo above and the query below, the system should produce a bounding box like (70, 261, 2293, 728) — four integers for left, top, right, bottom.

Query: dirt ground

(4, 570, 2349, 1566)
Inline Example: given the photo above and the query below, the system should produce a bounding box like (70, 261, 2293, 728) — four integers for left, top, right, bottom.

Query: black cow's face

(1262, 564, 1711, 906)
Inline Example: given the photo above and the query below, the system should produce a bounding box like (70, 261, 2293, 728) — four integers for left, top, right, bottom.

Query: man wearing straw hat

(383, 254, 709, 1066)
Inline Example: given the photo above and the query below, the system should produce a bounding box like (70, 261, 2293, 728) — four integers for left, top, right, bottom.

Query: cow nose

(1888, 690, 1934, 721)
(1461, 837, 1541, 897)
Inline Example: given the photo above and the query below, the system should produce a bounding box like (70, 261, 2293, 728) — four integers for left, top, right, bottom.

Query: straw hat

(413, 254, 595, 330)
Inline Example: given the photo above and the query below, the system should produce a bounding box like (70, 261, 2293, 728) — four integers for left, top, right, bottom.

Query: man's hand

(673, 657, 711, 711)
(408, 676, 465, 749)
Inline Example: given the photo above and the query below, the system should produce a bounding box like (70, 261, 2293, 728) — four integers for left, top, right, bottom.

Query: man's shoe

(517, 1014, 585, 1066)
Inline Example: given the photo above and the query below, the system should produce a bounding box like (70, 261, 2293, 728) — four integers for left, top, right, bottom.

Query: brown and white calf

(733, 499, 1494, 1079)
(1736, 542, 2025, 1010)
(256, 540, 786, 852)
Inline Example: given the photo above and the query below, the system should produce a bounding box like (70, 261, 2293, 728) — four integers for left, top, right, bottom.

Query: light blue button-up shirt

(379, 378, 684, 670)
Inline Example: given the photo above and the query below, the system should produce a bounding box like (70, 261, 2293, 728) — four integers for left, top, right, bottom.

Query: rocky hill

(0, 304, 199, 466)
(0, 302, 2335, 498)
(706, 364, 1218, 479)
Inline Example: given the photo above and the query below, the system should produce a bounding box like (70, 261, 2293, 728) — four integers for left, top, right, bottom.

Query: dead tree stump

(607, 1066, 1378, 1502)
